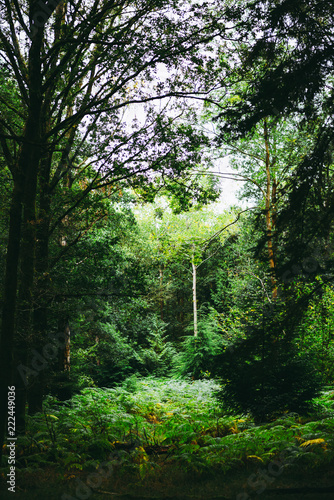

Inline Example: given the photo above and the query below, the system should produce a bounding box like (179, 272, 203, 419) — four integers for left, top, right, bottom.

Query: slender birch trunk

(192, 247, 198, 337)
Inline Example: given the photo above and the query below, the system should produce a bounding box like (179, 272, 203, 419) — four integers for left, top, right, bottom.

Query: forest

(0, 0, 334, 499)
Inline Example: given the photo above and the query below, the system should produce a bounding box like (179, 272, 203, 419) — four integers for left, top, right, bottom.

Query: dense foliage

(3, 377, 334, 498)
(1, 0, 334, 496)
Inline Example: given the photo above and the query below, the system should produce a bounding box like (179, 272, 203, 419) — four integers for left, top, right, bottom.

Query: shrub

(138, 329, 176, 377)
(174, 325, 223, 379)
(72, 322, 143, 387)
(215, 331, 323, 421)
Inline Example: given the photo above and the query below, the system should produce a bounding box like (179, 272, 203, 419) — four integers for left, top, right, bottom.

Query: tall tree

(0, 0, 227, 457)
(210, 115, 316, 298)
(198, 0, 334, 416)
(215, 0, 334, 274)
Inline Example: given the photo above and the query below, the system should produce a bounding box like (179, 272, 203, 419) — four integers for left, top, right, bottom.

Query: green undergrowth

(2, 377, 334, 482)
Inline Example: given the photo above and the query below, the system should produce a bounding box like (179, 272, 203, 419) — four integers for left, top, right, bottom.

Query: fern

(12, 377, 334, 479)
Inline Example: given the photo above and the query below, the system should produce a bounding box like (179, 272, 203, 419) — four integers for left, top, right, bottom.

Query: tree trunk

(58, 317, 71, 372)
(0, 26, 44, 455)
(192, 249, 198, 337)
(0, 179, 24, 460)
(159, 265, 164, 320)
(14, 29, 44, 433)
(264, 119, 277, 299)
(180, 296, 184, 329)
(15, 172, 40, 432)
(29, 160, 51, 415)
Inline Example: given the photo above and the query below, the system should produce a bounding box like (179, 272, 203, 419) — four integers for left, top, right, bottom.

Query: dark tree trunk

(15, 177, 41, 432)
(0, 179, 24, 460)
(28, 155, 52, 415)
(0, 26, 44, 456)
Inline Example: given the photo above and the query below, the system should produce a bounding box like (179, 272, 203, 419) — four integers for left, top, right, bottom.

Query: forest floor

(1, 377, 334, 499)
(1, 459, 334, 499)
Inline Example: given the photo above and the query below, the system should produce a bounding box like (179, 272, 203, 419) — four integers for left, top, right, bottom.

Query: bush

(174, 324, 223, 379)
(72, 322, 143, 387)
(72, 315, 177, 386)
(138, 328, 176, 377)
(215, 333, 323, 421)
